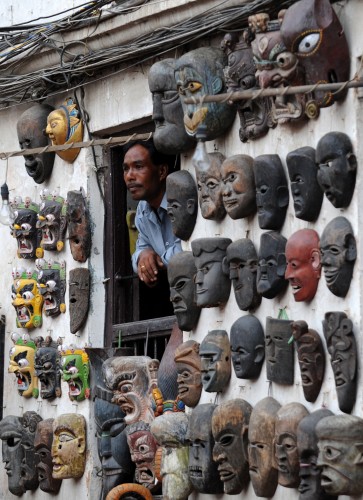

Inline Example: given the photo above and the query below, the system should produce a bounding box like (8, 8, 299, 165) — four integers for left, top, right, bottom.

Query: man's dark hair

(123, 139, 172, 167)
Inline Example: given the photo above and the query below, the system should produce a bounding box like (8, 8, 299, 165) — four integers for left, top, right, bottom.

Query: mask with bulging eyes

(11, 269, 43, 329)
(36, 190, 67, 257)
(8, 336, 39, 398)
(36, 259, 66, 317)
(10, 198, 41, 260)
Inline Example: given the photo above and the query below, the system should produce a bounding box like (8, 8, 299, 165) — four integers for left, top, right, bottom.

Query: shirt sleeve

(159, 237, 182, 267)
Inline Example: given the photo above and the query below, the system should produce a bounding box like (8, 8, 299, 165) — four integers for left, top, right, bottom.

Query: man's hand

(137, 249, 165, 286)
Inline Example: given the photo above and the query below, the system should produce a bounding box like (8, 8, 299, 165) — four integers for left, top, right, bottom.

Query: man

(123, 139, 182, 286)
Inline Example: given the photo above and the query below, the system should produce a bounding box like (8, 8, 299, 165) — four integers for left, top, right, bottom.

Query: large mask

(8, 333, 39, 398)
(34, 419, 62, 493)
(316, 131, 357, 208)
(10, 197, 40, 259)
(166, 171, 198, 241)
(191, 237, 232, 308)
(230, 315, 264, 380)
(69, 267, 90, 334)
(297, 409, 335, 500)
(36, 258, 66, 317)
(16, 103, 55, 183)
(322, 311, 357, 414)
(317, 414, 363, 496)
(186, 404, 224, 494)
(148, 59, 196, 154)
(36, 189, 67, 256)
(286, 146, 323, 221)
(34, 336, 62, 399)
(52, 413, 86, 479)
(265, 316, 294, 385)
(320, 217, 356, 297)
(168, 252, 201, 332)
(66, 189, 91, 263)
(222, 238, 261, 311)
(0, 411, 42, 496)
(212, 399, 252, 494)
(194, 150, 226, 221)
(254, 154, 289, 230)
(199, 330, 231, 393)
(275, 402, 309, 488)
(60, 345, 90, 401)
(11, 267, 44, 329)
(174, 340, 202, 408)
(175, 47, 236, 140)
(285, 229, 321, 302)
(151, 413, 192, 500)
(257, 231, 288, 299)
(248, 397, 281, 497)
(45, 97, 83, 162)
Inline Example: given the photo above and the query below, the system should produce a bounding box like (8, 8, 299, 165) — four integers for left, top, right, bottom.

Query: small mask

(192, 237, 232, 308)
(220, 154, 256, 219)
(265, 316, 294, 385)
(194, 150, 226, 221)
(16, 104, 55, 183)
(291, 321, 325, 403)
(320, 216, 356, 297)
(275, 402, 309, 488)
(8, 333, 39, 398)
(212, 399, 252, 494)
(34, 419, 62, 493)
(257, 231, 288, 299)
(67, 189, 91, 263)
(34, 336, 62, 399)
(322, 311, 357, 414)
(60, 345, 90, 401)
(248, 397, 281, 497)
(286, 146, 323, 221)
(166, 171, 198, 241)
(11, 267, 44, 329)
(45, 97, 83, 162)
(254, 154, 289, 230)
(36, 189, 67, 256)
(285, 229, 321, 302)
(174, 340, 202, 408)
(316, 131, 357, 208)
(69, 267, 90, 334)
(10, 197, 40, 259)
(36, 259, 66, 317)
(52, 413, 86, 479)
(199, 330, 231, 393)
(175, 47, 236, 140)
(230, 315, 265, 379)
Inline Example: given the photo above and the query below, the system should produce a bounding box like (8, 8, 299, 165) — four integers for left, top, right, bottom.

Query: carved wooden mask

(265, 316, 294, 385)
(67, 189, 91, 263)
(69, 268, 90, 334)
(230, 315, 264, 380)
(174, 340, 202, 408)
(34, 418, 62, 493)
(34, 336, 62, 399)
(194, 150, 226, 221)
(11, 268, 44, 329)
(10, 198, 40, 259)
(60, 347, 90, 402)
(36, 190, 67, 256)
(199, 330, 231, 393)
(166, 171, 198, 241)
(36, 259, 66, 317)
(8, 335, 39, 398)
(257, 231, 288, 299)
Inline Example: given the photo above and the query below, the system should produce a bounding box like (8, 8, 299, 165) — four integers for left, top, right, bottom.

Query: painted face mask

(265, 316, 294, 385)
(34, 419, 62, 493)
(199, 330, 231, 393)
(34, 336, 62, 399)
(66, 189, 91, 263)
(174, 340, 202, 408)
(36, 258, 66, 317)
(11, 268, 44, 329)
(230, 315, 265, 379)
(166, 171, 198, 241)
(194, 150, 226, 221)
(257, 231, 288, 299)
(10, 197, 40, 259)
(36, 189, 67, 257)
(69, 268, 90, 334)
(8, 333, 39, 398)
(60, 345, 90, 401)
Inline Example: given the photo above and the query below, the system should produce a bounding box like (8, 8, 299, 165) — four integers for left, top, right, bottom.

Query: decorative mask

(174, 340, 202, 408)
(230, 315, 265, 379)
(52, 413, 86, 479)
(222, 238, 261, 311)
(10, 197, 40, 259)
(34, 419, 62, 493)
(66, 189, 91, 262)
(0, 411, 42, 496)
(248, 397, 281, 497)
(257, 231, 288, 299)
(212, 399, 252, 494)
(254, 154, 289, 230)
(8, 333, 39, 398)
(69, 267, 90, 334)
(16, 103, 55, 183)
(45, 97, 83, 162)
(220, 154, 256, 219)
(34, 336, 62, 399)
(148, 59, 196, 154)
(11, 267, 43, 329)
(191, 237, 232, 308)
(316, 131, 357, 208)
(193, 150, 226, 221)
(297, 409, 335, 500)
(175, 47, 236, 140)
(320, 217, 356, 297)
(322, 311, 357, 414)
(199, 330, 231, 393)
(275, 402, 309, 488)
(166, 171, 198, 241)
(35, 189, 67, 257)
(36, 259, 66, 317)
(186, 404, 224, 494)
(291, 321, 325, 403)
(285, 229, 321, 302)
(151, 413, 192, 500)
(286, 146, 323, 221)
(102, 355, 159, 425)
(168, 252, 201, 332)
(60, 345, 90, 401)
(265, 316, 294, 385)
(316, 414, 363, 496)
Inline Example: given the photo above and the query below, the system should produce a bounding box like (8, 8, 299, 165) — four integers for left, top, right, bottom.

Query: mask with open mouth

(34, 336, 62, 400)
(8, 333, 38, 398)
(36, 259, 66, 317)
(10, 197, 40, 259)
(60, 345, 90, 401)
(11, 267, 43, 329)
(36, 189, 67, 257)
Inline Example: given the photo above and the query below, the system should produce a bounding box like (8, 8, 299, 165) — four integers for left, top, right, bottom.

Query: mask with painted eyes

(199, 330, 231, 393)
(36, 190, 67, 256)
(265, 316, 294, 385)
(10, 198, 40, 259)
(34, 336, 62, 400)
(66, 189, 91, 263)
(230, 315, 264, 379)
(61, 348, 90, 402)
(8, 336, 39, 398)
(11, 268, 43, 329)
(34, 419, 62, 493)
(166, 171, 198, 241)
(36, 259, 66, 317)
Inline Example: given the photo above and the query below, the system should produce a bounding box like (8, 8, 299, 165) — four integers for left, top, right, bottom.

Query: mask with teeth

(34, 419, 62, 493)
(34, 336, 62, 400)
(36, 190, 67, 257)
(36, 259, 66, 317)
(10, 197, 40, 259)
(8, 336, 39, 398)
(60, 348, 90, 402)
(11, 268, 43, 329)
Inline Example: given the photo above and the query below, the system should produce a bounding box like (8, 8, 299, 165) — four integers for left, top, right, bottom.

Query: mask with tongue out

(36, 189, 67, 258)
(34, 336, 62, 400)
(8, 334, 39, 398)
(36, 259, 66, 317)
(10, 197, 41, 259)
(11, 267, 43, 329)
(60, 347, 90, 401)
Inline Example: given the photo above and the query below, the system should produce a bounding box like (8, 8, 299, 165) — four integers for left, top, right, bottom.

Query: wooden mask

(34, 418, 62, 493)
(34, 336, 62, 399)
(67, 189, 91, 263)
(11, 268, 44, 329)
(8, 333, 39, 398)
(230, 315, 264, 380)
(10, 197, 40, 259)
(36, 259, 66, 317)
(199, 330, 231, 393)
(174, 340, 202, 408)
(166, 171, 198, 241)
(60, 346, 90, 402)
(36, 189, 67, 256)
(69, 268, 90, 334)
(194, 150, 226, 221)
(265, 316, 294, 385)
(257, 231, 288, 299)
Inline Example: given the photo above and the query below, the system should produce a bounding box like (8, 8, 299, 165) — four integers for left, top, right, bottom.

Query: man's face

(51, 414, 86, 479)
(127, 429, 158, 490)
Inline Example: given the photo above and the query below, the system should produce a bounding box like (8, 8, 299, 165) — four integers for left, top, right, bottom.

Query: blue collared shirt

(131, 193, 182, 272)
